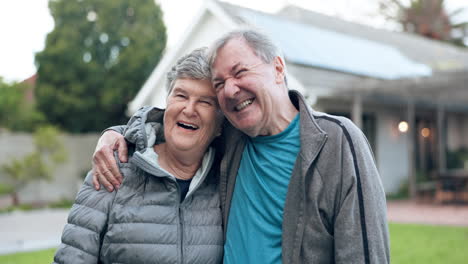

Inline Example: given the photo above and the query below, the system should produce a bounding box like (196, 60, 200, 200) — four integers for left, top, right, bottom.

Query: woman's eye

(200, 100, 212, 106)
(176, 94, 186, 98)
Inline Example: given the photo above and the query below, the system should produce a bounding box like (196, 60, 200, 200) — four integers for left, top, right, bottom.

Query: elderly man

(93, 29, 390, 263)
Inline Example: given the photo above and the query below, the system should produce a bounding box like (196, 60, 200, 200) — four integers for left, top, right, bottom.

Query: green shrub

(48, 198, 74, 209)
(386, 180, 409, 200)
(0, 125, 68, 205)
(0, 204, 34, 214)
(0, 77, 46, 132)
(0, 183, 13, 195)
(447, 148, 468, 169)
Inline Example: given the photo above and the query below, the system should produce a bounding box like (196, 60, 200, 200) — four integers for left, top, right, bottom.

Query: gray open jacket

(219, 91, 390, 263)
(57, 90, 389, 263)
(53, 107, 223, 264)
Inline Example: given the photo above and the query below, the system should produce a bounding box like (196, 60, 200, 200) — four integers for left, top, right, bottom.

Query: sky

(0, 0, 467, 83)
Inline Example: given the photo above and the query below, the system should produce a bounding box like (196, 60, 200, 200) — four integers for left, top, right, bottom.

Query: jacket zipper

(179, 205, 184, 264)
(174, 179, 184, 264)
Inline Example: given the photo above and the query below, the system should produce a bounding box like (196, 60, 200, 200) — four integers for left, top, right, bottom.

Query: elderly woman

(53, 48, 224, 264)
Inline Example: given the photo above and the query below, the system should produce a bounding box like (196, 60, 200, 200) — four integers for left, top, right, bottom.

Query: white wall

(447, 113, 468, 151)
(375, 111, 409, 194)
(0, 132, 100, 205)
(148, 12, 233, 109)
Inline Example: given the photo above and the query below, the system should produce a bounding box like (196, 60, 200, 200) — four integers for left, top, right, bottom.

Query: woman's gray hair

(207, 28, 284, 67)
(166, 47, 211, 94)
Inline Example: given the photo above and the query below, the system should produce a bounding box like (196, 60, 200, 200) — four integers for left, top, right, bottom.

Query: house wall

(149, 12, 233, 109)
(0, 132, 100, 205)
(375, 110, 409, 194)
(447, 113, 468, 151)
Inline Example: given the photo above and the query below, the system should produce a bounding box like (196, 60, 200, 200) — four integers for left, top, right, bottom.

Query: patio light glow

(398, 121, 409, 133)
(421, 128, 430, 138)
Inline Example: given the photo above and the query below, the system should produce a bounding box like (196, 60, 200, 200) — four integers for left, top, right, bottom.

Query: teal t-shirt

(224, 114, 300, 264)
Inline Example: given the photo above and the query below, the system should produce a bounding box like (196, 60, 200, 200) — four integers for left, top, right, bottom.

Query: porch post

(352, 94, 363, 129)
(437, 104, 446, 173)
(407, 101, 417, 199)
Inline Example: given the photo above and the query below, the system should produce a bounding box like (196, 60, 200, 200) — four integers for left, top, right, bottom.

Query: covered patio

(343, 70, 468, 202)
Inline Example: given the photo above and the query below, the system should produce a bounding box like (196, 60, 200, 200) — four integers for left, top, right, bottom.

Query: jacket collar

(221, 90, 328, 163)
(289, 90, 328, 164)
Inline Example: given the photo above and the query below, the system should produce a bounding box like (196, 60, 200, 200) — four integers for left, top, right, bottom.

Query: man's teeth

(178, 122, 199, 130)
(235, 99, 253, 111)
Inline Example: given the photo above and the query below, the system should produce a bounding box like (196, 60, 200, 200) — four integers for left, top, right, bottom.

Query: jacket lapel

(282, 91, 328, 263)
(219, 122, 246, 239)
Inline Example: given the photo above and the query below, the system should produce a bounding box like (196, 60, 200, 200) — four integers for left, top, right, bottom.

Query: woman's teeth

(177, 122, 199, 130)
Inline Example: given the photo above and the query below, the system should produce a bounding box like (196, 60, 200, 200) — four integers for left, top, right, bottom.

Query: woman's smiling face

(163, 78, 223, 154)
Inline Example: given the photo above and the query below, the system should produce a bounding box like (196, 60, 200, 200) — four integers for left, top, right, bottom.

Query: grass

(0, 248, 56, 264)
(0, 198, 73, 214)
(0, 224, 467, 263)
(390, 223, 468, 264)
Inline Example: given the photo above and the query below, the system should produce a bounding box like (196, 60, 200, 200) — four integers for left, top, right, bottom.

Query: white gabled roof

(237, 8, 431, 80)
(128, 0, 237, 113)
(128, 0, 468, 114)
(128, 0, 308, 114)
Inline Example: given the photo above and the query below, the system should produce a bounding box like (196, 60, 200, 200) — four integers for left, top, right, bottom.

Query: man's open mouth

(235, 98, 254, 111)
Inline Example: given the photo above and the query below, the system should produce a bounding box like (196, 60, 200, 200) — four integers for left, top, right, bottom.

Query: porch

(315, 70, 468, 202)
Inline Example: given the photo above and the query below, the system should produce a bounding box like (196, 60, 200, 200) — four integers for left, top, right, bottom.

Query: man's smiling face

(211, 37, 288, 137)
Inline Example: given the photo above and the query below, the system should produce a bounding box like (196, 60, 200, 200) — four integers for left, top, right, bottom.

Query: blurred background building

(1, 0, 468, 260)
(128, 0, 468, 200)
(1, 0, 468, 205)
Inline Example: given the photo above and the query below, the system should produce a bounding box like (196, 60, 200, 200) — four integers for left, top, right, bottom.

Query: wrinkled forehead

(211, 39, 262, 74)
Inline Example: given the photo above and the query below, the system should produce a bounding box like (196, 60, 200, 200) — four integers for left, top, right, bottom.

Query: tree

(35, 0, 167, 132)
(1, 125, 67, 205)
(379, 0, 467, 46)
(0, 77, 24, 128)
(0, 77, 45, 132)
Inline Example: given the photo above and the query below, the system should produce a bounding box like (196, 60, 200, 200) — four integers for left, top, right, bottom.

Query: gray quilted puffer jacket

(53, 107, 224, 264)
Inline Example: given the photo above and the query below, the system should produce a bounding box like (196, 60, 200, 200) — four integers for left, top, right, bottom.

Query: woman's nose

(182, 101, 196, 116)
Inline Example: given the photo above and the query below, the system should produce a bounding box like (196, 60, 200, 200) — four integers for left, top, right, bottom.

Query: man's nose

(224, 78, 240, 98)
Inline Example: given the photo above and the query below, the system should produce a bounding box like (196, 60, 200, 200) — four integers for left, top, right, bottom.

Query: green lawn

(0, 224, 467, 263)
(0, 248, 56, 264)
(390, 223, 468, 264)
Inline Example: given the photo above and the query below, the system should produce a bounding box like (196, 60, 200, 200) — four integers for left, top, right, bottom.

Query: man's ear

(274, 56, 286, 84)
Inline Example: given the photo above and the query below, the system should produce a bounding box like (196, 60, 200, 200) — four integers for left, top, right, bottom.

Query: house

(127, 0, 468, 195)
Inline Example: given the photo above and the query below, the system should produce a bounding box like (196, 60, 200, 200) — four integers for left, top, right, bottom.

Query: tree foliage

(379, 0, 467, 46)
(35, 0, 167, 132)
(1, 125, 68, 205)
(0, 77, 46, 132)
(0, 78, 23, 127)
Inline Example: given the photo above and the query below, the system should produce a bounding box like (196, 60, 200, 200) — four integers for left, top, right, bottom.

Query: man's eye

(175, 94, 186, 98)
(235, 69, 247, 77)
(214, 82, 224, 90)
